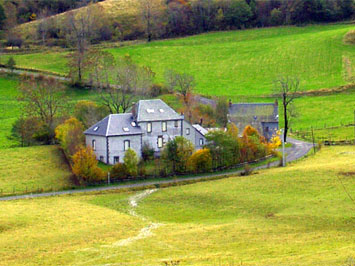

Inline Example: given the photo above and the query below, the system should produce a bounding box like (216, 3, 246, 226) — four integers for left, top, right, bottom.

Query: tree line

(1, 0, 354, 47)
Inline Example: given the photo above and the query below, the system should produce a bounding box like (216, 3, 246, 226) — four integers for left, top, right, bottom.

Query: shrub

(72, 146, 105, 184)
(142, 142, 155, 161)
(124, 148, 139, 177)
(6, 57, 16, 71)
(187, 148, 212, 173)
(110, 163, 128, 180)
(344, 30, 355, 45)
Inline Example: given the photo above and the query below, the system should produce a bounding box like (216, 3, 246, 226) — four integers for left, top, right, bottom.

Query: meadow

(0, 146, 354, 265)
(0, 145, 72, 195)
(5, 23, 355, 97)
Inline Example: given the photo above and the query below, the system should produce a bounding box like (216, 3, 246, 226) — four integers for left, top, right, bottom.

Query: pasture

(0, 146, 354, 265)
(5, 23, 355, 97)
(0, 145, 72, 195)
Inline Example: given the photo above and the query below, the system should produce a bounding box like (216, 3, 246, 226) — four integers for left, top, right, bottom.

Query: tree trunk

(283, 99, 288, 143)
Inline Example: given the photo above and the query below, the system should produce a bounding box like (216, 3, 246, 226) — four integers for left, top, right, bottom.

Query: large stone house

(84, 99, 207, 165)
(228, 100, 279, 140)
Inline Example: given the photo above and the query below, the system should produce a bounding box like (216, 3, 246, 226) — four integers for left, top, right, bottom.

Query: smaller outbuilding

(228, 100, 279, 140)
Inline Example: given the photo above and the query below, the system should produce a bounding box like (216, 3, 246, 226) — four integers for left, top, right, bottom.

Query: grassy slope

(6, 24, 355, 96)
(0, 76, 21, 148)
(0, 146, 72, 195)
(0, 146, 353, 265)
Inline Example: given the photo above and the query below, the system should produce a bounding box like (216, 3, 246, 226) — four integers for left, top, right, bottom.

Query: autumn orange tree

(72, 146, 105, 184)
(240, 125, 267, 162)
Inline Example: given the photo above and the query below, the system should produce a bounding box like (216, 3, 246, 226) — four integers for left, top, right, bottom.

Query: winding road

(0, 138, 313, 202)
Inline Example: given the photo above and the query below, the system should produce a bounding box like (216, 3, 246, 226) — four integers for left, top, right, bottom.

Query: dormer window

(159, 109, 164, 113)
(93, 126, 99, 132)
(123, 127, 129, 132)
(147, 108, 154, 113)
(131, 121, 136, 127)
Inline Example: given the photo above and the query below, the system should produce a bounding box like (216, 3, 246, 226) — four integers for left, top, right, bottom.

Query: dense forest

(0, 0, 354, 45)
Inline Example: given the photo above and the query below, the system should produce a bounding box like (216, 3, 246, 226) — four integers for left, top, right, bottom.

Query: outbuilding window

(186, 128, 190, 135)
(162, 121, 167, 132)
(124, 140, 130, 151)
(114, 156, 120, 164)
(92, 140, 96, 151)
(199, 138, 204, 146)
(174, 120, 179, 128)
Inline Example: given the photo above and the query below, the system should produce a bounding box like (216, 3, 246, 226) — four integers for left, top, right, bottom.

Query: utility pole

(107, 172, 111, 185)
(311, 126, 316, 154)
(281, 128, 286, 167)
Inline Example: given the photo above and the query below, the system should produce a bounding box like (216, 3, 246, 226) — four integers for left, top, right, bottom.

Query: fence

(291, 123, 355, 145)
(0, 155, 274, 198)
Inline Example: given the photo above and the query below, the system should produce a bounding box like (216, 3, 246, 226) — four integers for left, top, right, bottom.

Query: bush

(72, 146, 105, 184)
(187, 148, 212, 173)
(6, 36, 23, 48)
(148, 83, 170, 97)
(344, 30, 355, 45)
(6, 57, 16, 71)
(124, 148, 139, 177)
(110, 163, 128, 180)
(142, 142, 155, 161)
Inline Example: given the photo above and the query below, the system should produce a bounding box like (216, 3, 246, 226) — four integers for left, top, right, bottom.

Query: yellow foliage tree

(55, 117, 85, 158)
(187, 148, 212, 173)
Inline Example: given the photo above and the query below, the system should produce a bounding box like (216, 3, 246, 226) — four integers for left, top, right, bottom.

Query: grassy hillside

(0, 145, 72, 195)
(5, 24, 355, 96)
(0, 146, 354, 265)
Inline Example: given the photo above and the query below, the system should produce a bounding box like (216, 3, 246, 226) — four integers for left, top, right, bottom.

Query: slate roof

(228, 103, 278, 123)
(192, 124, 208, 136)
(84, 113, 142, 136)
(136, 99, 183, 122)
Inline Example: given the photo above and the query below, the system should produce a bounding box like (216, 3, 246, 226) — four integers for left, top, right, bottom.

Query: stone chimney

(132, 102, 137, 118)
(200, 118, 203, 125)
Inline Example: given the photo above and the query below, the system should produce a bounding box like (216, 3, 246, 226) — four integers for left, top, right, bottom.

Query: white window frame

(92, 140, 96, 151)
(124, 140, 130, 151)
(147, 122, 152, 133)
(162, 121, 167, 132)
(158, 136, 163, 148)
(186, 128, 190, 135)
(199, 138, 204, 146)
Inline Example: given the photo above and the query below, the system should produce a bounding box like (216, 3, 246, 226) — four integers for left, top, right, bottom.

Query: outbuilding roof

(84, 113, 142, 136)
(135, 99, 183, 122)
(192, 124, 208, 136)
(228, 103, 278, 123)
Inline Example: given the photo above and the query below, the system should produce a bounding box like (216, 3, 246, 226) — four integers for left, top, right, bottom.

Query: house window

(162, 121, 167, 132)
(100, 156, 104, 162)
(124, 140, 130, 151)
(199, 138, 204, 146)
(174, 120, 179, 128)
(186, 128, 190, 135)
(147, 122, 152, 133)
(114, 156, 120, 164)
(92, 140, 96, 151)
(158, 136, 163, 148)
(265, 126, 269, 132)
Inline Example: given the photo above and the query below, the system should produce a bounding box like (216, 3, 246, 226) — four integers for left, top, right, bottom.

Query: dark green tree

(6, 57, 16, 72)
(0, 4, 6, 29)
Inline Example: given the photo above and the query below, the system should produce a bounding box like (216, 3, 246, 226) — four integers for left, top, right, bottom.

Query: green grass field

(0, 145, 72, 195)
(0, 146, 354, 265)
(5, 23, 355, 97)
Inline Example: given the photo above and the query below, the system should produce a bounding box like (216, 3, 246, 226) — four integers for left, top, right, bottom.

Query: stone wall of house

(261, 122, 279, 140)
(85, 135, 107, 163)
(139, 119, 183, 154)
(107, 134, 142, 164)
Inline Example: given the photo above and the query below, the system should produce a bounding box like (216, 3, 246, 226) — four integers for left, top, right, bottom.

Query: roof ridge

(106, 114, 112, 136)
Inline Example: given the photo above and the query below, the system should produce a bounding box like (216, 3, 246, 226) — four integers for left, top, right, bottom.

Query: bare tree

(165, 69, 195, 105)
(64, 4, 102, 83)
(274, 76, 300, 142)
(140, 0, 166, 42)
(18, 74, 67, 141)
(93, 55, 154, 113)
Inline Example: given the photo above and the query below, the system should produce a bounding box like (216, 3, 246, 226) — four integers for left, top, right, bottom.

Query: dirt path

(113, 189, 162, 247)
